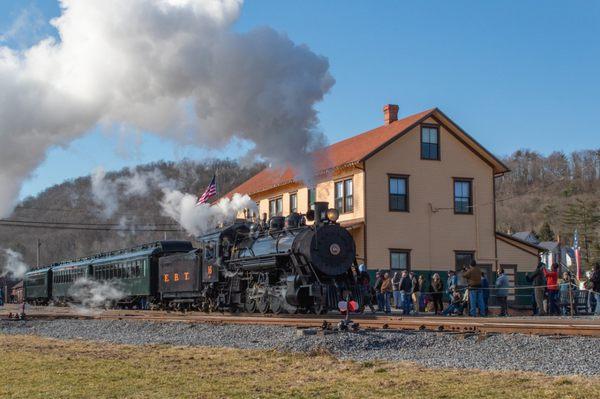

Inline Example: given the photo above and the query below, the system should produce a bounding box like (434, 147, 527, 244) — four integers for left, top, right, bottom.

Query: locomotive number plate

(329, 243, 341, 256)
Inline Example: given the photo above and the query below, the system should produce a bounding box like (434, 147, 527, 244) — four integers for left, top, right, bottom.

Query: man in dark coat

(481, 272, 489, 315)
(462, 260, 485, 317)
(374, 271, 384, 312)
(357, 264, 375, 313)
(398, 270, 413, 315)
(527, 262, 547, 316)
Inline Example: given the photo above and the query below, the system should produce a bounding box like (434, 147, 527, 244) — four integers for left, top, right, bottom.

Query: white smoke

(116, 216, 133, 238)
(68, 277, 125, 314)
(91, 165, 254, 235)
(91, 167, 119, 218)
(122, 168, 175, 197)
(91, 166, 176, 218)
(0, 0, 334, 217)
(0, 248, 29, 279)
(161, 191, 256, 236)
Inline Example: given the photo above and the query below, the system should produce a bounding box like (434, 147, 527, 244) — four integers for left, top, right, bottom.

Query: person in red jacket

(543, 264, 560, 315)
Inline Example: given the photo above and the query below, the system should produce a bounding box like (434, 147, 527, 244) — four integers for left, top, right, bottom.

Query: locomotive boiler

(158, 202, 359, 314)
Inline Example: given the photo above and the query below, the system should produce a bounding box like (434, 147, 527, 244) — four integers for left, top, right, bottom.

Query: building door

(454, 251, 475, 286)
(499, 264, 517, 304)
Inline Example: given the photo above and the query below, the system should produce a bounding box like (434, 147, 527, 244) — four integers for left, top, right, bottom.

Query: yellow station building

(226, 105, 542, 304)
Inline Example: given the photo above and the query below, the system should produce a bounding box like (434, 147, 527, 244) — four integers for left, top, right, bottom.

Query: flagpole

(215, 166, 219, 198)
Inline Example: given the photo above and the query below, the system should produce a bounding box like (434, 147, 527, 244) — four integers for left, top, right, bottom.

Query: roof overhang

(496, 231, 544, 255)
(339, 218, 364, 230)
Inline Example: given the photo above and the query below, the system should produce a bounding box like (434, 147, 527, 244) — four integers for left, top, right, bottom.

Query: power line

(14, 205, 175, 221)
(0, 218, 178, 227)
(0, 221, 181, 232)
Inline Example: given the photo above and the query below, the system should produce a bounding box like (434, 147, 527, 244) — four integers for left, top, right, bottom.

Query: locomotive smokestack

(313, 202, 329, 225)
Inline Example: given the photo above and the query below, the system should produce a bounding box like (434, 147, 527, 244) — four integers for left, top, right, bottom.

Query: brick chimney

(383, 104, 399, 125)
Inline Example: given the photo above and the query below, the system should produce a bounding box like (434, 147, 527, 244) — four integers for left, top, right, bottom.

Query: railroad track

(3, 304, 600, 337)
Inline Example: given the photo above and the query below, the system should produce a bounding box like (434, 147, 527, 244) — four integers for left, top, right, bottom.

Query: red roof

(225, 107, 507, 198)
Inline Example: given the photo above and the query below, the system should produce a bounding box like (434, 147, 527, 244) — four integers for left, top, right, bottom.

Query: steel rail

(3, 306, 600, 337)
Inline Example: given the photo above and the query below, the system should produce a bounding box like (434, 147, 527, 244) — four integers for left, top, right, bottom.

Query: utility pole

(36, 239, 42, 268)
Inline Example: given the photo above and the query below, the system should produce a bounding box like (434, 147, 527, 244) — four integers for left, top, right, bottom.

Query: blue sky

(1, 1, 599, 199)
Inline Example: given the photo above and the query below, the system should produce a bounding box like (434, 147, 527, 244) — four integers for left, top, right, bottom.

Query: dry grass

(1, 334, 599, 399)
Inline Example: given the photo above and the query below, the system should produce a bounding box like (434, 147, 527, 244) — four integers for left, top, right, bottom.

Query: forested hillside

(1, 148, 599, 269)
(496, 149, 600, 264)
(0, 159, 263, 267)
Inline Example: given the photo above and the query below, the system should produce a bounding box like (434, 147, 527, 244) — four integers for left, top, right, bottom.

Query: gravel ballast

(2, 318, 599, 376)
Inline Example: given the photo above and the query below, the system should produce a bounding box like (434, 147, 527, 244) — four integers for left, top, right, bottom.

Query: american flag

(573, 229, 582, 280)
(196, 175, 217, 206)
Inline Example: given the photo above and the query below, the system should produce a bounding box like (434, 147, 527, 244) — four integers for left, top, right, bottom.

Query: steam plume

(91, 166, 176, 218)
(0, 0, 334, 217)
(91, 167, 119, 218)
(68, 277, 125, 313)
(161, 191, 256, 236)
(0, 248, 29, 279)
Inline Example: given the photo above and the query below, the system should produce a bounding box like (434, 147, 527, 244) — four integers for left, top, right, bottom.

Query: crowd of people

(351, 260, 600, 317)
(526, 261, 600, 316)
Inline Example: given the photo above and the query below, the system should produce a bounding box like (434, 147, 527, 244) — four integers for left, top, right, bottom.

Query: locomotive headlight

(326, 208, 339, 222)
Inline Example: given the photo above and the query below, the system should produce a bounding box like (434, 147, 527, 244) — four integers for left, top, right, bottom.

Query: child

(442, 288, 464, 316)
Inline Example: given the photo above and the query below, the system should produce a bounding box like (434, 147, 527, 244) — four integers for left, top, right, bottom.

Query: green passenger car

(90, 241, 194, 307)
(91, 249, 155, 300)
(24, 241, 193, 308)
(51, 260, 92, 302)
(24, 268, 52, 304)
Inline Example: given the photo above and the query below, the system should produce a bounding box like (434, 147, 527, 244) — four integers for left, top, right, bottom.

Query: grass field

(1, 334, 599, 399)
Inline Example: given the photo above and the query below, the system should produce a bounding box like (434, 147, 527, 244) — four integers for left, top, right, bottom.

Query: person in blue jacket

(495, 268, 510, 316)
(446, 270, 458, 302)
(481, 272, 490, 315)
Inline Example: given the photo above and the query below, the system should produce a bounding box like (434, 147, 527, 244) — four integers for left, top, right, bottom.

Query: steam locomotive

(24, 202, 359, 314)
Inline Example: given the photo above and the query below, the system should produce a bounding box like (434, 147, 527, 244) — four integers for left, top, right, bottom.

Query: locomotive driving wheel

(244, 299, 257, 313)
(257, 295, 270, 314)
(312, 301, 326, 315)
(269, 295, 284, 315)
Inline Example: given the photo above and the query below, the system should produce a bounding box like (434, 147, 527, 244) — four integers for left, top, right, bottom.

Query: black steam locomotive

(159, 202, 358, 314)
(24, 202, 359, 314)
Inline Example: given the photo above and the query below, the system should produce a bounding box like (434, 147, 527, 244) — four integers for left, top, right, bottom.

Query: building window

(334, 178, 353, 214)
(269, 197, 283, 217)
(390, 249, 410, 272)
(454, 179, 473, 214)
(389, 175, 408, 212)
(344, 179, 353, 212)
(455, 251, 475, 271)
(421, 125, 440, 160)
(289, 193, 298, 213)
(307, 188, 316, 211)
(334, 181, 343, 212)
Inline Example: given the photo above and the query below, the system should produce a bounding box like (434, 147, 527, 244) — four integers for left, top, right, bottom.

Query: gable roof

(225, 108, 509, 198)
(512, 231, 540, 244)
(496, 231, 545, 253)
